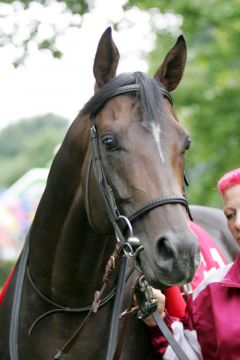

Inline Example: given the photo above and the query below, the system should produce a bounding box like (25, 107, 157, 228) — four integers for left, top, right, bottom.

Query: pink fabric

(150, 255, 240, 359)
(164, 221, 227, 318)
(189, 221, 227, 289)
(189, 255, 240, 360)
(0, 268, 14, 305)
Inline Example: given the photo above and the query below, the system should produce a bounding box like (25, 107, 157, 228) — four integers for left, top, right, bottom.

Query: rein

(9, 234, 29, 360)
(26, 266, 116, 336)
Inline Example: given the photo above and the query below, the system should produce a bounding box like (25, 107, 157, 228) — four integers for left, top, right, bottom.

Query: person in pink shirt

(145, 167, 240, 360)
(162, 220, 227, 320)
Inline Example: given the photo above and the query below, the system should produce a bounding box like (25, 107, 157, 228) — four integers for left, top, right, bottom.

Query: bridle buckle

(134, 276, 158, 319)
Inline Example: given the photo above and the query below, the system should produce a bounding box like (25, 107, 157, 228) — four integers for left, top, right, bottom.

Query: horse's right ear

(93, 27, 120, 91)
(154, 35, 187, 92)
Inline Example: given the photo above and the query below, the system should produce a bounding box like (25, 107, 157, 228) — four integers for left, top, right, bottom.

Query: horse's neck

(51, 189, 115, 305)
(28, 119, 115, 306)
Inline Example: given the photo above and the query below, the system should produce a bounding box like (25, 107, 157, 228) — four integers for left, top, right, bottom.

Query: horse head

(81, 28, 200, 289)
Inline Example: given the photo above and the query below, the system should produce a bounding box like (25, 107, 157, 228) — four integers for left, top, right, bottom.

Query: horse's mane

(80, 72, 166, 128)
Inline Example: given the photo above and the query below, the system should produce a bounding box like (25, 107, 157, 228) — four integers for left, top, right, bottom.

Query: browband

(91, 83, 173, 118)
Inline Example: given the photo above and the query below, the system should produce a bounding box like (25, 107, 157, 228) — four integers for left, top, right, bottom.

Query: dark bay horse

(0, 27, 203, 359)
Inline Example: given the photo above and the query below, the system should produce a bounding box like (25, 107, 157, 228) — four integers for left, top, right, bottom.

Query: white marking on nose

(151, 123, 165, 163)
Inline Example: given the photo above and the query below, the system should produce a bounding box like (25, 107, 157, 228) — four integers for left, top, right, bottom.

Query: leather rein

(9, 83, 191, 360)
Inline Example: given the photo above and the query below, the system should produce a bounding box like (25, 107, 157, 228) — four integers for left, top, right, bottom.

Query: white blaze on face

(151, 122, 165, 163)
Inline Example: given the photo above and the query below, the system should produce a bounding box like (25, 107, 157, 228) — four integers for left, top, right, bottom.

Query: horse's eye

(102, 135, 118, 151)
(185, 138, 191, 151)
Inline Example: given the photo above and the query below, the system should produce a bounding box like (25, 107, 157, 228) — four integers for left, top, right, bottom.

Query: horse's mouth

(138, 252, 196, 289)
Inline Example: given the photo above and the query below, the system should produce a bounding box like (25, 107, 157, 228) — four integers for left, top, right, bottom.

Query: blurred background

(0, 0, 239, 285)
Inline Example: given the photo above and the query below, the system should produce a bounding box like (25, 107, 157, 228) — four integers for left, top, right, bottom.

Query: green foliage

(126, 0, 240, 207)
(0, 114, 68, 188)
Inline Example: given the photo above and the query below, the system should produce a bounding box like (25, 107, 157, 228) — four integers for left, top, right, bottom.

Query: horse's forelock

(134, 72, 166, 128)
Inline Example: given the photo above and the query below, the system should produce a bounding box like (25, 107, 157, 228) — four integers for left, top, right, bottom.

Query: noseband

(87, 83, 192, 243)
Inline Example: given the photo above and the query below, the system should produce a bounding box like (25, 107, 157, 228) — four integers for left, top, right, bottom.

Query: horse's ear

(93, 27, 120, 91)
(154, 35, 187, 92)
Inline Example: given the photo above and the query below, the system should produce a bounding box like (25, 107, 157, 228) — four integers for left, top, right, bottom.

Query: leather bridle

(85, 83, 192, 360)
(87, 83, 192, 241)
(9, 83, 192, 360)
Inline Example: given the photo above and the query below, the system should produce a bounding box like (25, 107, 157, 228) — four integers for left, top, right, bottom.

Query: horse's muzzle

(142, 231, 200, 288)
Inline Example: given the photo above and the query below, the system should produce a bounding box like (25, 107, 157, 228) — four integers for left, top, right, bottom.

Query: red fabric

(164, 286, 186, 318)
(0, 268, 14, 305)
(164, 221, 228, 318)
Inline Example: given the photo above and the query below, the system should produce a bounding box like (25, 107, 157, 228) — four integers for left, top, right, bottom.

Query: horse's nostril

(155, 237, 175, 262)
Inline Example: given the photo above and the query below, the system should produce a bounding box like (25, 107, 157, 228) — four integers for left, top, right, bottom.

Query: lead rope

(105, 255, 128, 360)
(112, 277, 191, 360)
(152, 311, 190, 360)
(114, 277, 190, 360)
(113, 277, 142, 360)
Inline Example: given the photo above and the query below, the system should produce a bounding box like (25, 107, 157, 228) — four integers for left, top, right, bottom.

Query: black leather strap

(90, 84, 173, 119)
(108, 84, 173, 105)
(105, 256, 128, 360)
(9, 234, 29, 360)
(128, 195, 192, 222)
(91, 125, 120, 225)
(27, 266, 116, 335)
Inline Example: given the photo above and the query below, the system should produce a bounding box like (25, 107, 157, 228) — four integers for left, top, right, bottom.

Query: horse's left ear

(93, 27, 120, 91)
(154, 35, 187, 92)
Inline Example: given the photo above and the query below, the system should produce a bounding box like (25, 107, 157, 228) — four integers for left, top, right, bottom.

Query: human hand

(143, 288, 165, 327)
(133, 287, 166, 327)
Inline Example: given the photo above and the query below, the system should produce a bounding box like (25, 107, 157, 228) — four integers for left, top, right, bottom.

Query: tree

(124, 0, 240, 207)
(0, 0, 90, 66)
(0, 114, 68, 188)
